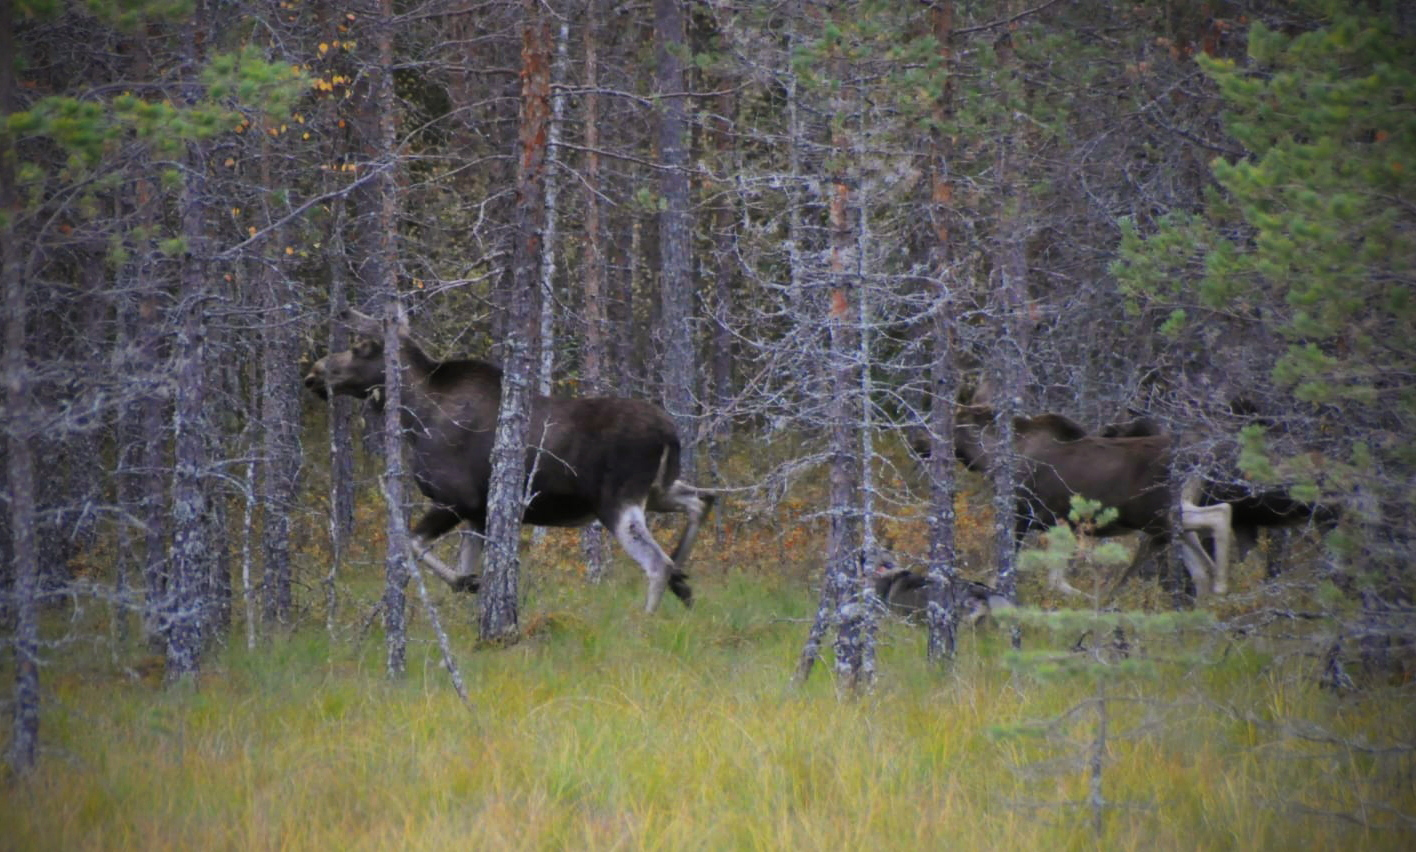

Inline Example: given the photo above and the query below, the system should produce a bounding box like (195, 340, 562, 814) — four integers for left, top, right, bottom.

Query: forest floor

(3, 515, 1414, 850)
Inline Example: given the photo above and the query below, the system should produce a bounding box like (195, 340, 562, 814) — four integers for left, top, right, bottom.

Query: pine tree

(1116, 7, 1415, 597)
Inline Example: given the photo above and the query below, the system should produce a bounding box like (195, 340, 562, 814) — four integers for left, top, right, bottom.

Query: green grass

(4, 557, 1413, 851)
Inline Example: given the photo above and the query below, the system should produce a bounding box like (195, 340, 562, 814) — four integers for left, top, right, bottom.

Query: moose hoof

(450, 575, 480, 594)
(669, 571, 693, 608)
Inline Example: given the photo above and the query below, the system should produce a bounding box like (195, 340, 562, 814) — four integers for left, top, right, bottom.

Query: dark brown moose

(872, 564, 1007, 626)
(1099, 416, 1339, 577)
(945, 398, 1230, 599)
(304, 315, 715, 613)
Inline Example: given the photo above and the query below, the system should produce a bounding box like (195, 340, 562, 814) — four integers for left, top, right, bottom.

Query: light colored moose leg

(612, 504, 675, 613)
(1181, 501, 1233, 596)
(1176, 530, 1213, 600)
(411, 530, 482, 592)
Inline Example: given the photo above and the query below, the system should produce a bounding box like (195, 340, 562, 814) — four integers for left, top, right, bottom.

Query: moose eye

(355, 340, 379, 358)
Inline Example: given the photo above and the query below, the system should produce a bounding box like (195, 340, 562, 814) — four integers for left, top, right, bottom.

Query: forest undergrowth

(2, 440, 1412, 851)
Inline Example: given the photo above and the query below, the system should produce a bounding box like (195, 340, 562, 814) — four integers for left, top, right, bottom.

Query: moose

(872, 563, 1009, 626)
(924, 393, 1233, 600)
(304, 313, 715, 613)
(1100, 416, 1339, 577)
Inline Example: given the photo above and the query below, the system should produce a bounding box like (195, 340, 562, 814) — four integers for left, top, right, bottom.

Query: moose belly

(522, 493, 597, 527)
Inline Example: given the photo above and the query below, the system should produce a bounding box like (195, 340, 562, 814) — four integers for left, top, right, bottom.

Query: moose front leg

(409, 507, 480, 592)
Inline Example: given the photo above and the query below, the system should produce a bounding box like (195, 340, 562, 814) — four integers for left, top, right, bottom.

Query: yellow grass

(3, 439, 1412, 850)
(4, 559, 1413, 851)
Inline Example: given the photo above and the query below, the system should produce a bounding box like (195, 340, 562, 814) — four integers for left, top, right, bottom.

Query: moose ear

(343, 308, 384, 339)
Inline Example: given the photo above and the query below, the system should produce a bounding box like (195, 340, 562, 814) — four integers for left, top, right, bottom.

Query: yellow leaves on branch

(311, 75, 349, 94)
(317, 41, 355, 56)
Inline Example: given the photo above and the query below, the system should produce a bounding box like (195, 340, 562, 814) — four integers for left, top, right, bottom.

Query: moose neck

(953, 418, 994, 473)
(396, 334, 439, 381)
(386, 336, 446, 432)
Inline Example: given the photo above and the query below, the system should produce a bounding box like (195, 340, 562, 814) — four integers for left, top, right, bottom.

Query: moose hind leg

(611, 505, 685, 613)
(1195, 503, 1233, 594)
(649, 481, 716, 568)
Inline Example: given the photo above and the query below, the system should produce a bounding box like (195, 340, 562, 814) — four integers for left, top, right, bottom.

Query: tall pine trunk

(323, 210, 356, 634)
(258, 133, 302, 630)
(579, 4, 608, 581)
(479, 0, 550, 642)
(924, 0, 962, 662)
(2, 0, 40, 770)
(655, 0, 696, 477)
(164, 8, 215, 682)
(353, 0, 412, 677)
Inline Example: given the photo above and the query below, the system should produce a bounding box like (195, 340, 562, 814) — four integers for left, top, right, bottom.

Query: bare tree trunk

(655, 0, 697, 477)
(987, 31, 1029, 625)
(360, 0, 411, 677)
(163, 8, 215, 683)
(826, 123, 869, 695)
(2, 0, 40, 769)
(129, 172, 171, 648)
(536, 16, 569, 398)
(787, 43, 830, 687)
(707, 85, 737, 451)
(240, 456, 258, 650)
(528, 14, 570, 553)
(479, 0, 550, 642)
(258, 136, 301, 630)
(989, 165, 1028, 620)
(580, 4, 608, 581)
(924, 0, 961, 662)
(378, 305, 410, 678)
(621, 218, 642, 395)
(323, 210, 355, 634)
(826, 291, 868, 692)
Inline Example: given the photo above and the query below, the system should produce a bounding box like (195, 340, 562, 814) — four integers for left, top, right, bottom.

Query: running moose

(304, 313, 715, 613)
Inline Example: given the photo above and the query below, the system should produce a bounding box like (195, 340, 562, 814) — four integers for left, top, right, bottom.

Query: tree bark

(323, 210, 356, 635)
(707, 84, 737, 450)
(2, 0, 40, 770)
(258, 134, 302, 630)
(536, 16, 569, 398)
(361, 0, 411, 676)
(987, 32, 1029, 621)
(479, 0, 550, 642)
(163, 8, 216, 683)
(655, 0, 697, 477)
(925, 0, 962, 662)
(580, 4, 608, 581)
(826, 170, 868, 695)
